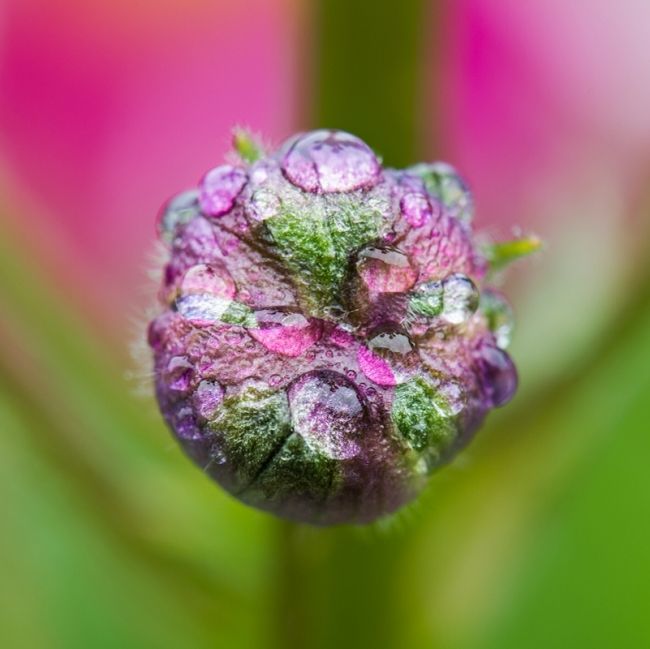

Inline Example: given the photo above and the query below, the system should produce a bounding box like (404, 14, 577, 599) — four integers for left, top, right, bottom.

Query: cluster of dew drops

(151, 129, 518, 503)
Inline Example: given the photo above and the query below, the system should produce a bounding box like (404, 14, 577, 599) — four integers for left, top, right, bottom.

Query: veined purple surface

(149, 129, 519, 525)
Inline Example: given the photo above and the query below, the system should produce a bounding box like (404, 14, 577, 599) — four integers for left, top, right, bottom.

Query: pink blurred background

(2, 0, 650, 359)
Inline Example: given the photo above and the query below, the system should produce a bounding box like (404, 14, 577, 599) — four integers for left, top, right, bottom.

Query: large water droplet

(175, 294, 233, 324)
(179, 263, 236, 300)
(281, 130, 380, 194)
(409, 162, 474, 222)
(480, 289, 514, 349)
(474, 341, 517, 407)
(400, 191, 438, 228)
(409, 273, 479, 324)
(164, 356, 194, 394)
(440, 273, 479, 324)
(356, 245, 418, 294)
(248, 189, 281, 221)
(157, 189, 200, 244)
(248, 307, 323, 357)
(288, 370, 368, 459)
(357, 324, 416, 386)
(193, 380, 224, 422)
(199, 165, 247, 217)
(408, 281, 443, 318)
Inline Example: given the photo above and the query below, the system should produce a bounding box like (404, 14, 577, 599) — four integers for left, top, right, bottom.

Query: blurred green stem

(313, 0, 435, 167)
(275, 521, 307, 649)
(272, 3, 441, 648)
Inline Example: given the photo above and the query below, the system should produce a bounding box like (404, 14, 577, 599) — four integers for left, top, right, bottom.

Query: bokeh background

(1, 1, 649, 647)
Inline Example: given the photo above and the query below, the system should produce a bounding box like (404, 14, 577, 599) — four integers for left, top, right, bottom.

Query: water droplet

(440, 273, 479, 324)
(193, 380, 224, 421)
(474, 341, 517, 407)
(409, 162, 474, 222)
(400, 191, 437, 227)
(165, 356, 194, 394)
(408, 280, 443, 318)
(157, 189, 200, 244)
(248, 189, 281, 221)
(356, 245, 418, 293)
(368, 325, 416, 355)
(199, 165, 247, 217)
(176, 294, 232, 324)
(345, 369, 357, 381)
(409, 273, 478, 324)
(480, 289, 514, 349)
(288, 370, 368, 459)
(357, 324, 416, 387)
(248, 307, 323, 357)
(269, 373, 282, 387)
(179, 263, 236, 300)
(281, 130, 380, 194)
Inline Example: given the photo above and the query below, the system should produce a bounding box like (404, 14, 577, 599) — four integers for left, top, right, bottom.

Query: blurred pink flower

(433, 0, 650, 387)
(0, 0, 302, 325)
(437, 0, 650, 230)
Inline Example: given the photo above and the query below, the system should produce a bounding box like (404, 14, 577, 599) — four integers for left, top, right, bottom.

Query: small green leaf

(232, 127, 264, 163)
(484, 235, 543, 272)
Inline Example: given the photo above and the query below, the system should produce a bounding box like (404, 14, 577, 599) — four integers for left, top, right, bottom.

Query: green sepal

(232, 127, 264, 164)
(484, 235, 543, 273)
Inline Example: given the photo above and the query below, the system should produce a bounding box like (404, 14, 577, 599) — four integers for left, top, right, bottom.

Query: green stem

(274, 521, 308, 649)
(313, 0, 432, 167)
(271, 3, 441, 649)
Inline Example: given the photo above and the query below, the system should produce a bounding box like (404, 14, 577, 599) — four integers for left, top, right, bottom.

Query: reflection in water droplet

(356, 245, 418, 293)
(357, 324, 416, 387)
(199, 165, 247, 217)
(409, 162, 474, 223)
(288, 370, 367, 459)
(248, 307, 323, 357)
(368, 325, 416, 355)
(480, 289, 514, 349)
(165, 356, 193, 394)
(248, 189, 281, 221)
(409, 273, 478, 324)
(474, 342, 517, 407)
(440, 273, 479, 324)
(193, 380, 224, 421)
(176, 294, 233, 324)
(400, 191, 436, 227)
(179, 264, 236, 300)
(157, 189, 200, 244)
(409, 280, 443, 318)
(281, 130, 380, 193)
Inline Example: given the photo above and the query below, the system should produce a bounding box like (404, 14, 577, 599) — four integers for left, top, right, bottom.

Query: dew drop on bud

(157, 189, 200, 244)
(480, 289, 514, 349)
(409, 162, 474, 223)
(440, 273, 479, 324)
(193, 380, 224, 422)
(400, 191, 437, 228)
(179, 263, 236, 300)
(281, 130, 381, 194)
(288, 370, 368, 459)
(474, 341, 518, 407)
(248, 307, 323, 357)
(357, 324, 416, 386)
(356, 245, 418, 293)
(175, 294, 233, 324)
(199, 165, 247, 217)
(408, 281, 444, 318)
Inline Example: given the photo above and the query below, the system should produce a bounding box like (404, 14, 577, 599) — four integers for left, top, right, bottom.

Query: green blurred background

(1, 1, 649, 647)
